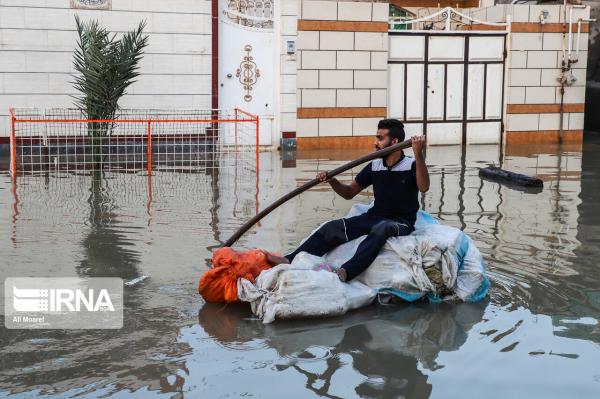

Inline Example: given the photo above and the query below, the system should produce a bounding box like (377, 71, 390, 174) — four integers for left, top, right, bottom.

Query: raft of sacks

(202, 203, 490, 324)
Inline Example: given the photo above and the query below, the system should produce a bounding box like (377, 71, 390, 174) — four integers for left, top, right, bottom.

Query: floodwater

(1, 137, 599, 398)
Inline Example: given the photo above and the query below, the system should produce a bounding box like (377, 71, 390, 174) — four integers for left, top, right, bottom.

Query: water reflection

(78, 177, 141, 279)
(0, 159, 261, 397)
(196, 301, 486, 398)
(1, 140, 600, 398)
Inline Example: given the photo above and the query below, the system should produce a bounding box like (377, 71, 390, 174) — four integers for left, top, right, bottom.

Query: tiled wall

(0, 0, 212, 138)
(280, 0, 299, 135)
(469, 4, 589, 143)
(506, 5, 589, 140)
(400, 3, 590, 144)
(297, 0, 389, 145)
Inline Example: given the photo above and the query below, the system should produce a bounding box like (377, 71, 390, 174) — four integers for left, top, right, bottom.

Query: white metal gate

(219, 0, 275, 146)
(388, 8, 510, 145)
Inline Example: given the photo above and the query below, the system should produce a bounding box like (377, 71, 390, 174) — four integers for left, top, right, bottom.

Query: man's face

(374, 128, 398, 151)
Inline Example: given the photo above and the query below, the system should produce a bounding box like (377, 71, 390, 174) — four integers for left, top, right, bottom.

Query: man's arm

(316, 172, 363, 200)
(411, 135, 430, 193)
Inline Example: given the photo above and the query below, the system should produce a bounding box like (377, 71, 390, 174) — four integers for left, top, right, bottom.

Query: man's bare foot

(335, 268, 347, 282)
(260, 250, 289, 266)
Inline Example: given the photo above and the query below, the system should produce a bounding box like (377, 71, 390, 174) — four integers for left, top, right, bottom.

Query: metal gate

(388, 7, 510, 145)
(219, 0, 275, 146)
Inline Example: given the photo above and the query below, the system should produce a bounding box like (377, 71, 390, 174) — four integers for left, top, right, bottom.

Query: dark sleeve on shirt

(355, 162, 373, 188)
(410, 159, 418, 186)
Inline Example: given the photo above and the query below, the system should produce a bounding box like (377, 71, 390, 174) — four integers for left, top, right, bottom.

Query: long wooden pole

(223, 138, 413, 248)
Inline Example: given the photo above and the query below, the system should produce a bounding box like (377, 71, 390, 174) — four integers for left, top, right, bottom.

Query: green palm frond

(72, 15, 148, 130)
(71, 15, 148, 169)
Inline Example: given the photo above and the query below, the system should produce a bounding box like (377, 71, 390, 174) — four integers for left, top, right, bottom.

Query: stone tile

(337, 1, 372, 22)
(354, 70, 387, 88)
(297, 31, 319, 50)
(281, 15, 298, 36)
(297, 118, 319, 137)
(527, 50, 558, 68)
(530, 5, 560, 23)
(510, 51, 527, 68)
(568, 112, 584, 129)
(507, 113, 539, 131)
(540, 69, 562, 86)
(542, 33, 564, 51)
(508, 87, 525, 104)
(3, 72, 49, 93)
(511, 33, 542, 51)
(538, 112, 561, 130)
(336, 51, 370, 69)
(372, 3, 389, 22)
(353, 117, 381, 136)
(320, 31, 354, 51)
(301, 50, 336, 69)
(509, 5, 530, 23)
(302, 0, 337, 20)
(510, 69, 541, 86)
(281, 0, 299, 16)
(281, 74, 297, 94)
(319, 70, 353, 88)
(281, 93, 297, 112)
(354, 32, 387, 51)
(370, 51, 388, 70)
(280, 112, 297, 132)
(297, 70, 319, 88)
(525, 87, 555, 103)
(486, 5, 507, 23)
(336, 89, 370, 107)
(558, 86, 586, 103)
(370, 89, 387, 107)
(301, 89, 336, 107)
(318, 117, 353, 136)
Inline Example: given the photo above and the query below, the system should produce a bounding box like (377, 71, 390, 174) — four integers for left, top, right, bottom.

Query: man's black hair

(377, 119, 405, 142)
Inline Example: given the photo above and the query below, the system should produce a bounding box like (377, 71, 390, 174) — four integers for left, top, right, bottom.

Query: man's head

(375, 119, 405, 151)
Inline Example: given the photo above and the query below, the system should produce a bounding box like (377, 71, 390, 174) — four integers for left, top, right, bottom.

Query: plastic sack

(238, 252, 377, 324)
(321, 203, 489, 302)
(238, 203, 489, 322)
(199, 247, 271, 303)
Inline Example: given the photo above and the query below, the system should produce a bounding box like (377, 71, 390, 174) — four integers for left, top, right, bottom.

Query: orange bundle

(199, 247, 272, 303)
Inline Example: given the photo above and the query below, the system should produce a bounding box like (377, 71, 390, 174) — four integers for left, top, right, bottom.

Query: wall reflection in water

(0, 157, 261, 396)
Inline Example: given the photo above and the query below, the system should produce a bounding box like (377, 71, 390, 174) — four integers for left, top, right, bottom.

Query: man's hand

(411, 135, 426, 157)
(411, 135, 430, 192)
(316, 171, 330, 183)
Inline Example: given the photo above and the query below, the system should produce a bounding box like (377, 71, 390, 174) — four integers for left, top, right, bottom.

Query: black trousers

(285, 213, 414, 281)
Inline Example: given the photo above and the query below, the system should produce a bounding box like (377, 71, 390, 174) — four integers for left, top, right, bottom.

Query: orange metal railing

(9, 108, 259, 176)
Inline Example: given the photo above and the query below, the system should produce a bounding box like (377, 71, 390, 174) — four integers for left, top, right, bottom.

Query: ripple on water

(284, 345, 334, 362)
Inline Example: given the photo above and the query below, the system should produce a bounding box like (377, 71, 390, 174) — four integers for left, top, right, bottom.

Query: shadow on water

(197, 300, 487, 399)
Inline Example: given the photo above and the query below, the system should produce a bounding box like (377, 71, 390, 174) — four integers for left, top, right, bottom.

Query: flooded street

(1, 138, 599, 398)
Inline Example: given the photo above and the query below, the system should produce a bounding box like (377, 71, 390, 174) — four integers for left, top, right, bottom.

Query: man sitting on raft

(264, 119, 430, 282)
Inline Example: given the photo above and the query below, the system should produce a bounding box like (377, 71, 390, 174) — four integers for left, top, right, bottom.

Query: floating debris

(124, 275, 150, 287)
(479, 166, 543, 193)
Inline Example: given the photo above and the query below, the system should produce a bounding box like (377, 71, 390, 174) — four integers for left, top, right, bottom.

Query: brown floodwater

(1, 137, 599, 398)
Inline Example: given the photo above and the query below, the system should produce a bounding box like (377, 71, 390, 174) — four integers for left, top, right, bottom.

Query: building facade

(0, 0, 593, 148)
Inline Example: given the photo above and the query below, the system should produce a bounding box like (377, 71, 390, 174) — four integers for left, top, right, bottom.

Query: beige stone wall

(280, 0, 300, 134)
(503, 4, 588, 142)
(0, 0, 212, 138)
(297, 0, 389, 141)
(401, 3, 590, 143)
